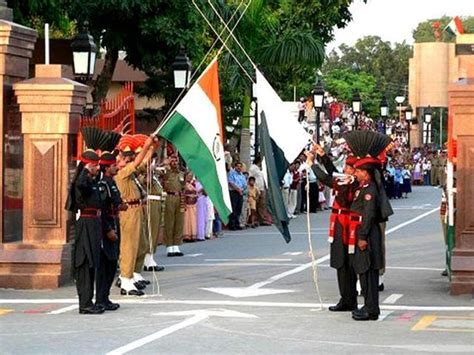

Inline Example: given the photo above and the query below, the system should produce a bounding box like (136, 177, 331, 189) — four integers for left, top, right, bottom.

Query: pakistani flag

(255, 69, 312, 179)
(260, 112, 291, 243)
(158, 58, 232, 223)
(444, 16, 464, 36)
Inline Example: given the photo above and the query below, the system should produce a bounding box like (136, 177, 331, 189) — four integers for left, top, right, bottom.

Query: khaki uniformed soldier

(115, 135, 155, 295)
(163, 155, 185, 257)
(143, 162, 165, 271)
(431, 152, 440, 186)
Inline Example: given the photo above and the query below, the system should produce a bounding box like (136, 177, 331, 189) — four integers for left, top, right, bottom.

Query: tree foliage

(9, 0, 365, 125)
(324, 68, 381, 117)
(413, 16, 474, 43)
(322, 36, 412, 116)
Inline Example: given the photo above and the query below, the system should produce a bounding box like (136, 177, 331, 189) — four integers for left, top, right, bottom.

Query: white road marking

(377, 311, 393, 321)
(2, 298, 474, 311)
(163, 263, 301, 267)
(205, 258, 293, 262)
(202, 254, 330, 298)
(107, 314, 208, 355)
(229, 232, 327, 236)
(317, 264, 444, 272)
(283, 252, 303, 256)
(185, 253, 203, 257)
(385, 207, 440, 235)
(47, 305, 78, 314)
(383, 294, 404, 304)
(202, 208, 438, 298)
(106, 309, 257, 355)
(387, 266, 444, 272)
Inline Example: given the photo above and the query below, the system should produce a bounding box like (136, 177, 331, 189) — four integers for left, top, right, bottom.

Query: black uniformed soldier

(308, 145, 358, 312)
(70, 149, 104, 315)
(350, 157, 384, 321)
(96, 145, 123, 311)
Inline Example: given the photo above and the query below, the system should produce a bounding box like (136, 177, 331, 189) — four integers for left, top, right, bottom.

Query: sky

(327, 0, 474, 52)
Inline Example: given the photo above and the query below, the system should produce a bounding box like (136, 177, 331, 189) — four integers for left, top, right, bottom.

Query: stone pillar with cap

(448, 34, 474, 295)
(0, 3, 38, 287)
(0, 65, 88, 289)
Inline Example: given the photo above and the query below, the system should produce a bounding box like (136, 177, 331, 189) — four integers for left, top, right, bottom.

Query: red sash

(328, 207, 350, 244)
(348, 213, 362, 254)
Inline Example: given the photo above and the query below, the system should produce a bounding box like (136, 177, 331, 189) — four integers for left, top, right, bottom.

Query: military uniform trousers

(148, 201, 162, 253)
(119, 206, 143, 278)
(74, 216, 102, 309)
(96, 215, 120, 305)
(135, 208, 150, 273)
(330, 222, 357, 308)
(96, 249, 118, 305)
(164, 195, 184, 246)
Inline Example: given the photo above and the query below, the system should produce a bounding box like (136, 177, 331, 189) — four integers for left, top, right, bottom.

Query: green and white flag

(158, 58, 232, 223)
(444, 16, 464, 36)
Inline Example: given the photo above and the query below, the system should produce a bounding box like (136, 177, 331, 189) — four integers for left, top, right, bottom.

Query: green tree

(322, 36, 412, 115)
(8, 0, 75, 38)
(413, 16, 474, 43)
(324, 68, 381, 117)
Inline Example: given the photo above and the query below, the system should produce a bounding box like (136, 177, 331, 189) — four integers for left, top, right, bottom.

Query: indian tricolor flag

(158, 58, 232, 223)
(444, 16, 464, 36)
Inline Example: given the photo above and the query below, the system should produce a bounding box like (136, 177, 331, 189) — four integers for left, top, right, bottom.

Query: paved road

(1, 186, 473, 354)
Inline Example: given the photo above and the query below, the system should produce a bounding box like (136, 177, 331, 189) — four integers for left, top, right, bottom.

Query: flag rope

(145, 159, 161, 296)
(152, 0, 252, 137)
(207, 0, 258, 70)
(192, 0, 255, 83)
(305, 159, 324, 309)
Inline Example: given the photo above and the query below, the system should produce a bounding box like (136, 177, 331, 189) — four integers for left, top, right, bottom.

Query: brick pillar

(448, 79, 474, 295)
(0, 12, 37, 243)
(0, 65, 87, 289)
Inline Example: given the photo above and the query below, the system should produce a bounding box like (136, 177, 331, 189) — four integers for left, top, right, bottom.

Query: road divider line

(48, 305, 78, 314)
(385, 207, 440, 235)
(383, 294, 403, 304)
(205, 258, 293, 262)
(2, 298, 474, 312)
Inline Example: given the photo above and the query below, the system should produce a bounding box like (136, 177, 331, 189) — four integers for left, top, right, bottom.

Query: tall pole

(439, 108, 442, 148)
(355, 113, 359, 130)
(316, 108, 321, 144)
(254, 98, 259, 156)
(407, 121, 411, 148)
(45, 23, 50, 65)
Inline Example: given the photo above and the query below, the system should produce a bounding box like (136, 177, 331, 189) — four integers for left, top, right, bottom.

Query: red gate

(77, 82, 136, 158)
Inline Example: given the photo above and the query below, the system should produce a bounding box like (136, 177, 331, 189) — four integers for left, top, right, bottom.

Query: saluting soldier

(308, 144, 358, 312)
(130, 134, 156, 289)
(95, 131, 123, 311)
(350, 157, 384, 321)
(342, 131, 393, 321)
(163, 154, 185, 257)
(115, 135, 155, 295)
(66, 128, 104, 315)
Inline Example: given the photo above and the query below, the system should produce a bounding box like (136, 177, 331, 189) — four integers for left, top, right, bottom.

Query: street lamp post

(71, 21, 98, 82)
(380, 96, 388, 134)
(395, 94, 405, 121)
(312, 78, 325, 144)
(352, 92, 361, 130)
(405, 105, 413, 148)
(172, 46, 192, 89)
(423, 106, 432, 145)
